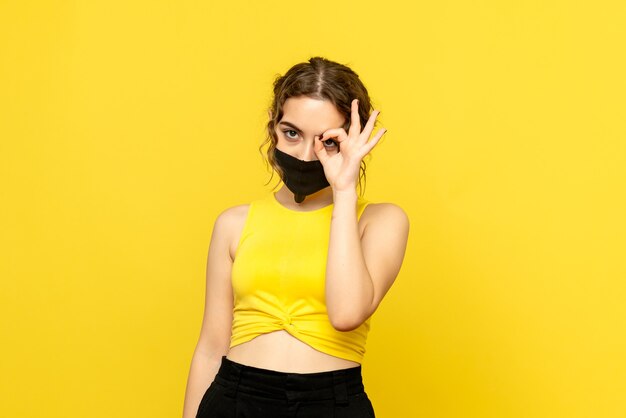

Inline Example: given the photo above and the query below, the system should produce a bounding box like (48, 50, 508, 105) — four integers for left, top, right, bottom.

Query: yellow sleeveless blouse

(229, 192, 372, 363)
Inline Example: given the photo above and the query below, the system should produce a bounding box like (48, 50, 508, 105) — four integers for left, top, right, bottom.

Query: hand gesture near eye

(314, 99, 387, 193)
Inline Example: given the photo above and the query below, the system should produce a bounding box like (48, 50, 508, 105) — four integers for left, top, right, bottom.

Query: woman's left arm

(325, 189, 409, 331)
(315, 98, 410, 331)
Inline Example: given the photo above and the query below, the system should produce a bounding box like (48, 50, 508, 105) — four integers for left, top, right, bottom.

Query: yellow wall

(1, 1, 624, 417)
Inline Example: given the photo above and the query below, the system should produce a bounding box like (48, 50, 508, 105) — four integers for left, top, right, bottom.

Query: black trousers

(196, 355, 376, 418)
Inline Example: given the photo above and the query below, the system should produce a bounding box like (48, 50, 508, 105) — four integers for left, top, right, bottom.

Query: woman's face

(274, 96, 346, 161)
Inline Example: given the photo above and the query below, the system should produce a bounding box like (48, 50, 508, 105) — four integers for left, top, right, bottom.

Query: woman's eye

(283, 130, 299, 139)
(323, 139, 338, 148)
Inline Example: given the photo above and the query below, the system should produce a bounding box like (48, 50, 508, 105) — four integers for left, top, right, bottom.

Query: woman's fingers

(314, 135, 330, 164)
(359, 109, 381, 145)
(349, 98, 361, 136)
(361, 127, 387, 155)
(320, 106, 384, 155)
(319, 128, 349, 144)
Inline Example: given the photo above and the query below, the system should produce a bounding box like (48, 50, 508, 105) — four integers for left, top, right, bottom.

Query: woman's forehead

(280, 97, 346, 131)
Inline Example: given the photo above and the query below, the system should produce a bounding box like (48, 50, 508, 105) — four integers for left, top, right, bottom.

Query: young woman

(182, 56, 409, 418)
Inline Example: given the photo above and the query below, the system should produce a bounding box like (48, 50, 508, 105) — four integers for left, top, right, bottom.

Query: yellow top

(229, 191, 373, 363)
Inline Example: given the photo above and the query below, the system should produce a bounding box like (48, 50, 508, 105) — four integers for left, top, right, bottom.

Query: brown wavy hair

(259, 56, 380, 197)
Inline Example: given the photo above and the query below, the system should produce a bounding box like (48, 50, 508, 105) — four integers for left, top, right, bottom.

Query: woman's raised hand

(314, 98, 387, 193)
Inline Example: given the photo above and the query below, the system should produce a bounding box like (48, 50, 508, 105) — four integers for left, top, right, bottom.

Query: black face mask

(273, 148, 330, 203)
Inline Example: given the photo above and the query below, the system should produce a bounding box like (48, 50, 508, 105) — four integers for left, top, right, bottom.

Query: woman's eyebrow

(279, 121, 303, 132)
(279, 121, 326, 138)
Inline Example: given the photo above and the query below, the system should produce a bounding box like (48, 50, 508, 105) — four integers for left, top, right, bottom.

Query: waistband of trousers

(213, 355, 365, 404)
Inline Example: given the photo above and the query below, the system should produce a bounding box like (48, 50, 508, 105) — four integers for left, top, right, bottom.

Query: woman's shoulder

(214, 193, 273, 226)
(215, 203, 251, 228)
(361, 200, 410, 228)
(213, 203, 253, 261)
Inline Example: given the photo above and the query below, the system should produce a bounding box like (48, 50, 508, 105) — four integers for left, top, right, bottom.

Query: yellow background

(1, 1, 625, 417)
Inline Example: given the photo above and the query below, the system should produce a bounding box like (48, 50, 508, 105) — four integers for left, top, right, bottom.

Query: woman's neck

(274, 185, 335, 210)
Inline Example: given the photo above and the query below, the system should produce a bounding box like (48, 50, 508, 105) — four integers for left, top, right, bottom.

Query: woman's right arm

(182, 208, 237, 418)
